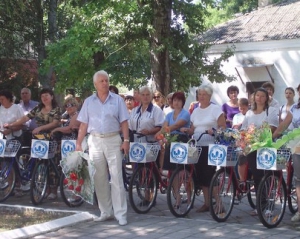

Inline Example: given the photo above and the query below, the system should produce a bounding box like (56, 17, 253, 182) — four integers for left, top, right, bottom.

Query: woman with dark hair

(109, 85, 119, 95)
(8, 88, 61, 200)
(279, 87, 295, 130)
(0, 90, 24, 140)
(241, 87, 278, 215)
(8, 88, 61, 135)
(156, 91, 190, 172)
(222, 85, 240, 128)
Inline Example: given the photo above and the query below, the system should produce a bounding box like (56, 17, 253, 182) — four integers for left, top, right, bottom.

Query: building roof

(202, 0, 300, 44)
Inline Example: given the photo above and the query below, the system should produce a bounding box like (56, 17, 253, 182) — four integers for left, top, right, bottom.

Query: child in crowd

(232, 98, 249, 183)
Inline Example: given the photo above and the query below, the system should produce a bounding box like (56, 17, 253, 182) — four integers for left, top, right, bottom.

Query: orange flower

(156, 133, 165, 140)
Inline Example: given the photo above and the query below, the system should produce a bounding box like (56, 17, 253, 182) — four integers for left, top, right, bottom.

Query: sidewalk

(1, 189, 300, 238)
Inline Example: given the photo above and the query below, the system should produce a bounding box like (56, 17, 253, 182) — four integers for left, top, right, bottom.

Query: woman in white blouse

(128, 86, 165, 143)
(241, 87, 278, 215)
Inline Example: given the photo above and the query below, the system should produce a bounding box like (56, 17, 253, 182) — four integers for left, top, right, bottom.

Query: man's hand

(121, 141, 129, 155)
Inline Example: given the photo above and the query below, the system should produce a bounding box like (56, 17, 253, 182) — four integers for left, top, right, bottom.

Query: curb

(0, 204, 94, 239)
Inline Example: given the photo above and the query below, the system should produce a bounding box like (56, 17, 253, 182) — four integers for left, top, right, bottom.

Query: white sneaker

(118, 218, 127, 226)
(291, 212, 300, 222)
(94, 215, 114, 222)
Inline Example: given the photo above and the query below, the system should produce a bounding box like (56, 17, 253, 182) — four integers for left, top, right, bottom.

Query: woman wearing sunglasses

(51, 96, 80, 140)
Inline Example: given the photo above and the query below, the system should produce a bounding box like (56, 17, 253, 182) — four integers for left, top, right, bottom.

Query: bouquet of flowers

(155, 126, 178, 146)
(236, 122, 273, 155)
(214, 128, 239, 146)
(60, 151, 96, 204)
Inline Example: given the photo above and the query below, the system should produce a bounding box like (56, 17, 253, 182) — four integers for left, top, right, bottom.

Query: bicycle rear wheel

(60, 173, 84, 207)
(30, 160, 49, 205)
(167, 167, 195, 217)
(246, 179, 256, 209)
(209, 168, 235, 222)
(0, 158, 15, 202)
(257, 172, 287, 228)
(128, 164, 157, 214)
(287, 167, 298, 214)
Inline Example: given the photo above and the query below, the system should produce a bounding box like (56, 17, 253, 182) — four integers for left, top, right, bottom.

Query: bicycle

(256, 146, 296, 228)
(0, 132, 34, 202)
(208, 146, 256, 222)
(128, 133, 168, 214)
(166, 132, 207, 217)
(29, 134, 84, 207)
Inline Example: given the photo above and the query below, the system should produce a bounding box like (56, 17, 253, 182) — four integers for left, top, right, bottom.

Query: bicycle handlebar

(132, 132, 157, 143)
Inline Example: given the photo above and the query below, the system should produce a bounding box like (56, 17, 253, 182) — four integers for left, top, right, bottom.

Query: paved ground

(0, 187, 300, 239)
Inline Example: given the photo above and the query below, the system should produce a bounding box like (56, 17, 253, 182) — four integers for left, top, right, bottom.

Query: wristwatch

(124, 139, 130, 142)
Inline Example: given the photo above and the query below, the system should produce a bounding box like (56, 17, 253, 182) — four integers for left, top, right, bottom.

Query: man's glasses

(153, 96, 161, 99)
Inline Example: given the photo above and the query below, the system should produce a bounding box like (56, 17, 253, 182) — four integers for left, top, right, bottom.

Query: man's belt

(90, 132, 119, 138)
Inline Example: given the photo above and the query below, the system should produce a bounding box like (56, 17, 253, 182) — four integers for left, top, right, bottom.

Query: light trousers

(88, 134, 127, 220)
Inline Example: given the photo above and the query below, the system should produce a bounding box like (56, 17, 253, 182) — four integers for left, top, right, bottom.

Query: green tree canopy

(43, 0, 234, 96)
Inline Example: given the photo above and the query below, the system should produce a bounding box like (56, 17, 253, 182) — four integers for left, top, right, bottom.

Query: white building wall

(184, 39, 300, 110)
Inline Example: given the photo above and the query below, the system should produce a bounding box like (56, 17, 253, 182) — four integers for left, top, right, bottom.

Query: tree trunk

(150, 0, 172, 97)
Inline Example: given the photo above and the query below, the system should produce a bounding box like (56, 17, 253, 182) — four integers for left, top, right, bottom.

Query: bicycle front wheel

(257, 172, 287, 228)
(60, 173, 84, 207)
(0, 158, 15, 202)
(128, 164, 157, 214)
(209, 168, 235, 222)
(167, 167, 195, 217)
(30, 160, 49, 205)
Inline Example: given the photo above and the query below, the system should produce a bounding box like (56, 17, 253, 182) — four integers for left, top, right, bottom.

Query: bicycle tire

(256, 172, 287, 228)
(60, 173, 84, 207)
(167, 167, 195, 217)
(128, 164, 157, 214)
(30, 160, 49, 205)
(0, 158, 16, 202)
(287, 168, 298, 214)
(209, 168, 235, 222)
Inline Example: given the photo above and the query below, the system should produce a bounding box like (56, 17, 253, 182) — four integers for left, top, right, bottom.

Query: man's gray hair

(198, 84, 213, 95)
(139, 86, 153, 97)
(21, 88, 31, 95)
(93, 70, 109, 83)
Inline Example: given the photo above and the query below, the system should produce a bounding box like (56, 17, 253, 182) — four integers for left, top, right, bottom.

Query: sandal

(48, 193, 57, 200)
(250, 209, 258, 216)
(196, 204, 209, 213)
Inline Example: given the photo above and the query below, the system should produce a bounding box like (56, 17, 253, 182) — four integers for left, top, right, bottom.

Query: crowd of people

(1, 71, 300, 226)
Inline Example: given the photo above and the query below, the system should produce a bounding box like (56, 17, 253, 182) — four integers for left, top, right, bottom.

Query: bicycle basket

(187, 146, 202, 164)
(129, 142, 160, 163)
(277, 146, 291, 165)
(226, 146, 239, 167)
(4, 140, 21, 157)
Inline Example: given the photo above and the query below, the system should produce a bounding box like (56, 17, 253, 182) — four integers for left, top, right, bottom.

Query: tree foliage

(43, 0, 234, 96)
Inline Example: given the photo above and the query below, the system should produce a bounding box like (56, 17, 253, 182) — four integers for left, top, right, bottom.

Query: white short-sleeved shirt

(0, 104, 24, 139)
(269, 98, 280, 113)
(290, 105, 300, 154)
(280, 104, 295, 130)
(241, 106, 278, 130)
(129, 103, 164, 142)
(191, 104, 223, 146)
(232, 112, 245, 129)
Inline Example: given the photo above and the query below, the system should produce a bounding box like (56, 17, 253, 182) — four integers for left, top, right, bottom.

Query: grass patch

(0, 207, 73, 232)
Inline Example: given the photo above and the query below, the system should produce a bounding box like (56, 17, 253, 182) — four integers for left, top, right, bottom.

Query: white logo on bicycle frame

(61, 140, 76, 158)
(32, 141, 48, 158)
(171, 143, 188, 163)
(130, 143, 146, 162)
(257, 148, 276, 170)
(208, 145, 226, 166)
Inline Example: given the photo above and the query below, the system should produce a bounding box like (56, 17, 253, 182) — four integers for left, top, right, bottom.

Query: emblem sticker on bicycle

(256, 147, 278, 170)
(61, 140, 76, 158)
(170, 143, 188, 164)
(0, 139, 7, 157)
(129, 142, 147, 163)
(208, 144, 227, 166)
(31, 139, 50, 159)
